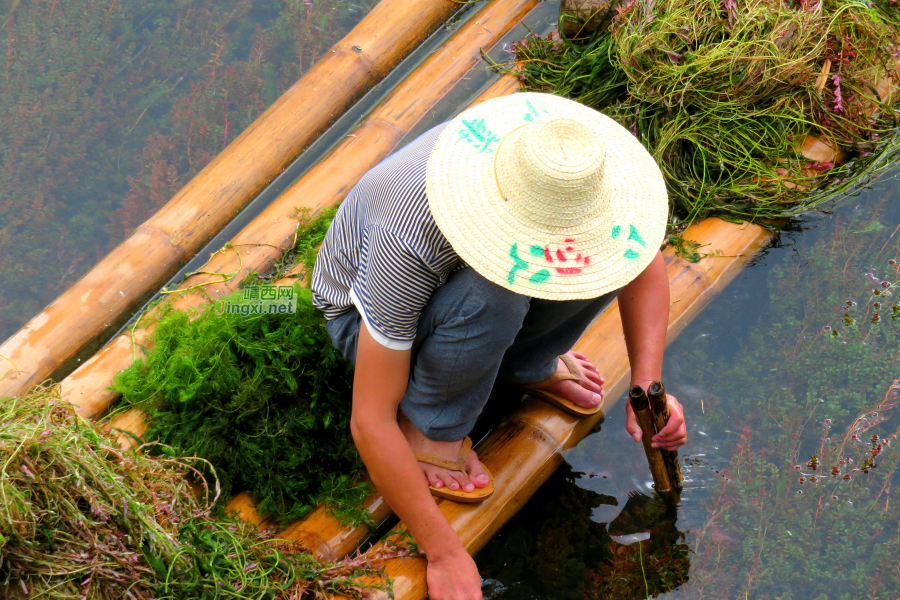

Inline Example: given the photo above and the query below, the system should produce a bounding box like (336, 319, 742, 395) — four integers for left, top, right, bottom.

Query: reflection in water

(477, 173, 900, 599)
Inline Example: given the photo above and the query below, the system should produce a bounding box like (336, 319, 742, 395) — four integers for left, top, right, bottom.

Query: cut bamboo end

(0, 0, 468, 400)
(648, 381, 684, 489)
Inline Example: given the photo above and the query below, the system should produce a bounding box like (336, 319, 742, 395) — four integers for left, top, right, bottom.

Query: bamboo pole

(0, 0, 467, 398)
(647, 380, 684, 488)
(59, 0, 540, 420)
(628, 385, 675, 497)
(344, 216, 775, 600)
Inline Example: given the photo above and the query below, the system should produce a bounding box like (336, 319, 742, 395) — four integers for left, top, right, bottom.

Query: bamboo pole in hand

(628, 385, 675, 497)
(0, 0, 466, 398)
(647, 380, 684, 489)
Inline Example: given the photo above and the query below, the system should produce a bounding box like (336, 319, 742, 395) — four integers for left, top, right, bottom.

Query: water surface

(477, 173, 900, 599)
(0, 0, 378, 341)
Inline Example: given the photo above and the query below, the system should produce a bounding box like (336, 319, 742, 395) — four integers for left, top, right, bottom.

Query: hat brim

(425, 92, 669, 300)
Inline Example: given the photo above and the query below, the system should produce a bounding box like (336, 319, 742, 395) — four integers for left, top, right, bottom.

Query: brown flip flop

(414, 436, 495, 503)
(511, 354, 603, 417)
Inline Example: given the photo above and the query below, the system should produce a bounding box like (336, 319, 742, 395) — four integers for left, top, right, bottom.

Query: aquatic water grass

(110, 285, 366, 527)
(504, 0, 900, 222)
(111, 207, 360, 526)
(0, 385, 395, 599)
(660, 186, 900, 598)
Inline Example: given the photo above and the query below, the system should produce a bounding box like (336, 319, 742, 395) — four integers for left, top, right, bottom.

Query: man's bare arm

(350, 322, 482, 600)
(618, 251, 687, 450)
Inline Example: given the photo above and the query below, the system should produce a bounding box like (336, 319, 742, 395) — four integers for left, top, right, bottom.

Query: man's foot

(540, 351, 605, 409)
(398, 412, 491, 493)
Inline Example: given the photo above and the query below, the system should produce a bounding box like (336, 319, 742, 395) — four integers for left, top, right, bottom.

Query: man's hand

(426, 547, 483, 600)
(625, 393, 687, 450)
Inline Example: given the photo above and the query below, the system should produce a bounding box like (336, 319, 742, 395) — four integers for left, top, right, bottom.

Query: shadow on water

(477, 169, 900, 599)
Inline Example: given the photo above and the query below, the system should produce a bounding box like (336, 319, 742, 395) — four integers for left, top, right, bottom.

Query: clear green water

(0, 0, 377, 342)
(477, 174, 900, 599)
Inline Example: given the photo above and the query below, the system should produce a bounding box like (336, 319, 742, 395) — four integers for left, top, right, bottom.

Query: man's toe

(465, 451, 491, 489)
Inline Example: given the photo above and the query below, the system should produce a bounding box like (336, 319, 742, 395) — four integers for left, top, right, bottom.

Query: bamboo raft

(0, 0, 467, 399)
(1, 0, 868, 595)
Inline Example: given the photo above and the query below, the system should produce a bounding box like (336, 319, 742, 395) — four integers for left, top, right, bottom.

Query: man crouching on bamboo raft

(311, 92, 687, 600)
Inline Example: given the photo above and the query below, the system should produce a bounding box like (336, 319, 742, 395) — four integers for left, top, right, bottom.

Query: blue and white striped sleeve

(349, 223, 441, 350)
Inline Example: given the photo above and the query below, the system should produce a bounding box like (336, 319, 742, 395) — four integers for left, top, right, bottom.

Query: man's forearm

(618, 251, 669, 387)
(351, 323, 465, 562)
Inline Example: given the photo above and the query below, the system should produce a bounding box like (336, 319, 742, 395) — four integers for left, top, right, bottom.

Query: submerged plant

(0, 0, 377, 342)
(0, 386, 396, 599)
(504, 0, 900, 223)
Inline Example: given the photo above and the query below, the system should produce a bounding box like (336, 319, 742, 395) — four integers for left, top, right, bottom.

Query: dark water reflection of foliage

(478, 177, 900, 599)
(0, 0, 377, 341)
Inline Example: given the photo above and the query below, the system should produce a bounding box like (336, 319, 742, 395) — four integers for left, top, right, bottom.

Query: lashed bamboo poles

(59, 0, 540, 420)
(349, 216, 776, 600)
(0, 0, 467, 398)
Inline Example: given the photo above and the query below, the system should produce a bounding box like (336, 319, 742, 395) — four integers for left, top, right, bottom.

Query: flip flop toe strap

(515, 354, 581, 390)
(414, 436, 472, 472)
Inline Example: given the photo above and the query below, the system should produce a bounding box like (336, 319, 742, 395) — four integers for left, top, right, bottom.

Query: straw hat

(425, 92, 669, 300)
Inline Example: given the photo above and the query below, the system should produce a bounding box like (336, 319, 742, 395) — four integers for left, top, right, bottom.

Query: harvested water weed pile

(111, 286, 365, 526)
(0, 386, 397, 599)
(110, 209, 367, 526)
(506, 0, 900, 222)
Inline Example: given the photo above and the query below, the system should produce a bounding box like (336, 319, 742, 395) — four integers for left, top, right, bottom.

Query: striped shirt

(311, 123, 460, 350)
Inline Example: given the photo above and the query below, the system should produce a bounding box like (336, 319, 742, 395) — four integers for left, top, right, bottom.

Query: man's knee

(429, 267, 530, 335)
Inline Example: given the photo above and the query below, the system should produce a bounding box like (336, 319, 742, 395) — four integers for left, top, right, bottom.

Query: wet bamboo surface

(0, 0, 465, 398)
(59, 0, 540, 420)
(343, 216, 775, 600)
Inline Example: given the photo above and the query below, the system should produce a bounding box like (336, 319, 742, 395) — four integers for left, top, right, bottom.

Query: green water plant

(504, 0, 900, 223)
(110, 282, 366, 526)
(659, 186, 900, 598)
(110, 207, 357, 526)
(0, 386, 401, 599)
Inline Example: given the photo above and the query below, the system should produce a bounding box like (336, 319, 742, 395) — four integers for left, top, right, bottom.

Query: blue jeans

(325, 267, 618, 441)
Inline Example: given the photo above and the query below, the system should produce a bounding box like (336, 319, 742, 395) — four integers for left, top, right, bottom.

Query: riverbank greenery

(0, 386, 398, 599)
(505, 0, 900, 223)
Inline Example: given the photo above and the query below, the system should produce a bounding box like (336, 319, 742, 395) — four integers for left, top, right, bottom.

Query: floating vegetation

(0, 0, 378, 342)
(0, 386, 397, 599)
(504, 0, 900, 222)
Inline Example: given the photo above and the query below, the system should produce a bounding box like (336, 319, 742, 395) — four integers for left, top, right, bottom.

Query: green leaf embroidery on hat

(523, 99, 550, 123)
(628, 224, 647, 247)
(611, 225, 621, 239)
(529, 269, 551, 284)
(529, 244, 545, 257)
(459, 118, 499, 153)
(624, 249, 640, 260)
(508, 243, 530, 284)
